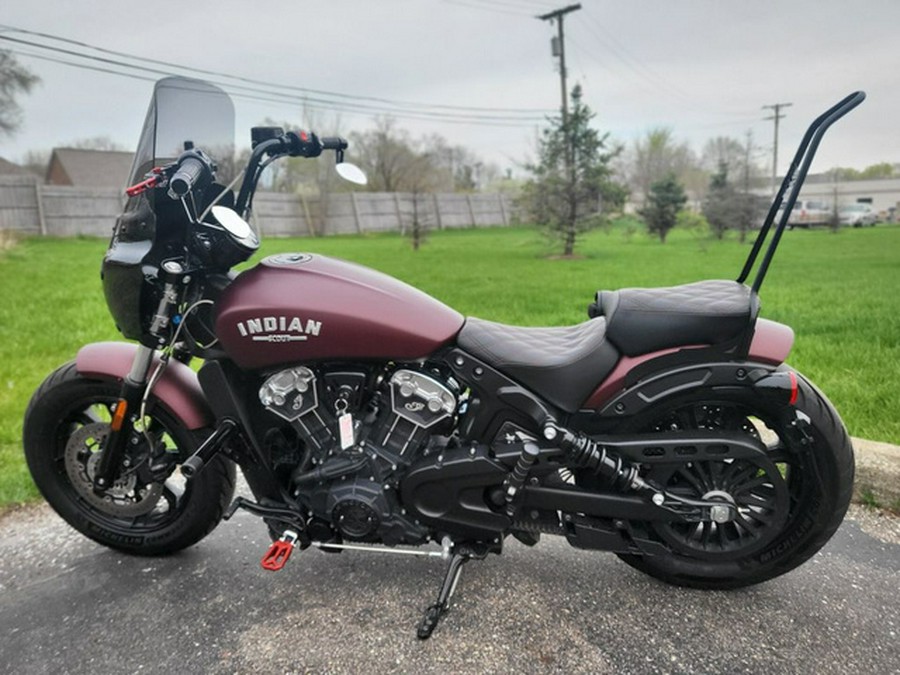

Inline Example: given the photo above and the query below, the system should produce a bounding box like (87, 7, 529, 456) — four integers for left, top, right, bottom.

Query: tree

(701, 134, 765, 242)
(66, 135, 128, 151)
(520, 84, 626, 256)
(349, 118, 426, 192)
(640, 173, 687, 243)
(628, 127, 695, 206)
(702, 162, 742, 240)
(701, 137, 746, 178)
(860, 163, 894, 180)
(0, 50, 39, 137)
(401, 150, 444, 251)
(20, 148, 50, 178)
(422, 134, 494, 192)
(828, 162, 895, 181)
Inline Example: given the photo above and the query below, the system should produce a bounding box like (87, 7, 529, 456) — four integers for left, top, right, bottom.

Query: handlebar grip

(319, 136, 348, 151)
(169, 156, 207, 198)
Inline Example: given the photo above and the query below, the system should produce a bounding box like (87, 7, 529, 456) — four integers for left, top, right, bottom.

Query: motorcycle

(23, 77, 863, 638)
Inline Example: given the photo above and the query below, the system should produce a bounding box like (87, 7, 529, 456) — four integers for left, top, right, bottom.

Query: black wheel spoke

(733, 475, 770, 495)
(719, 460, 744, 486)
(637, 399, 794, 560)
(676, 467, 706, 495)
(692, 462, 713, 491)
(741, 508, 773, 526)
(741, 492, 772, 507)
(715, 523, 727, 548)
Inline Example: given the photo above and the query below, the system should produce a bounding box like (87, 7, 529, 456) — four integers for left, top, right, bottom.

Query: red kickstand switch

(261, 530, 299, 571)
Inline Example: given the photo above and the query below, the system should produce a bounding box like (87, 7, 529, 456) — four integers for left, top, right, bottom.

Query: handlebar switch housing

(251, 126, 284, 148)
(285, 131, 323, 158)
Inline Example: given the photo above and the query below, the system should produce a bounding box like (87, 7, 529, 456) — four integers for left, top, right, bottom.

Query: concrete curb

(853, 437, 900, 511)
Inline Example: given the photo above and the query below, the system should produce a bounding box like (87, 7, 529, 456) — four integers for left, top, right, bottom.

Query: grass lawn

(1, 221, 898, 508)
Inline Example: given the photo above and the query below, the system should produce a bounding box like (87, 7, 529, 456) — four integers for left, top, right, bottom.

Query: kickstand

(417, 551, 470, 639)
(417, 542, 492, 640)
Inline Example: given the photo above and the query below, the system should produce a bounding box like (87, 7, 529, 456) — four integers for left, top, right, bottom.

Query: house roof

(0, 157, 33, 176)
(47, 148, 135, 187)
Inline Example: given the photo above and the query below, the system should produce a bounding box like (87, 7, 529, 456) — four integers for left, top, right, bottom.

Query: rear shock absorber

(544, 423, 649, 494)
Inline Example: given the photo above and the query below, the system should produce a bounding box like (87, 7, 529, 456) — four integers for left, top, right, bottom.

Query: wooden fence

(0, 176, 516, 238)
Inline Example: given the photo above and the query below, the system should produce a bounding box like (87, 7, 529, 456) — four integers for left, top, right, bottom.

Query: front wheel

(23, 362, 236, 555)
(605, 369, 854, 589)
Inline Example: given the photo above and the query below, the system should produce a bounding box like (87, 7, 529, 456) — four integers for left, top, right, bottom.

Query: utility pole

(762, 101, 792, 196)
(537, 3, 581, 255)
(742, 129, 754, 242)
(537, 4, 581, 129)
(743, 129, 753, 194)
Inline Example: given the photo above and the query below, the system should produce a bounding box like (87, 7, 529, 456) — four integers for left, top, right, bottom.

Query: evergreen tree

(702, 161, 760, 242)
(641, 173, 687, 243)
(521, 85, 626, 256)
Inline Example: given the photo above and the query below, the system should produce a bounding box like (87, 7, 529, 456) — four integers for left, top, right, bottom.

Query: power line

(10, 47, 546, 130)
(0, 25, 554, 118)
(576, 9, 751, 119)
(440, 0, 533, 18)
(444, 0, 559, 15)
(7, 46, 546, 130)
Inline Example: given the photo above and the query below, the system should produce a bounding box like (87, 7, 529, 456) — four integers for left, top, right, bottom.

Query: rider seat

(588, 279, 758, 356)
(457, 317, 619, 413)
(457, 281, 757, 413)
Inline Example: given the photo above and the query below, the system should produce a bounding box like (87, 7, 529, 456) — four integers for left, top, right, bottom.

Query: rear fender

(76, 342, 213, 430)
(581, 319, 795, 418)
(747, 318, 795, 365)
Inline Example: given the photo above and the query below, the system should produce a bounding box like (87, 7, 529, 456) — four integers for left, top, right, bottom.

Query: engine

(257, 365, 459, 545)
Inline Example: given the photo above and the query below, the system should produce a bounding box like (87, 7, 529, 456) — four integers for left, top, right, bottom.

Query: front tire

(23, 362, 236, 556)
(610, 369, 854, 589)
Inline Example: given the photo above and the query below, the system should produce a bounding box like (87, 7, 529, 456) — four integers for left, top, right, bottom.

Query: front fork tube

(92, 345, 156, 492)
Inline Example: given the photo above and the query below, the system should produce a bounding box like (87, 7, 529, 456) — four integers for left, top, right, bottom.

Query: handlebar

(168, 152, 211, 199)
(320, 136, 348, 152)
(235, 131, 351, 215)
(283, 131, 348, 158)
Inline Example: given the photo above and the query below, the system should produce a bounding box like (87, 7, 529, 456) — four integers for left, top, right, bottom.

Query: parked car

(838, 203, 878, 227)
(784, 199, 832, 228)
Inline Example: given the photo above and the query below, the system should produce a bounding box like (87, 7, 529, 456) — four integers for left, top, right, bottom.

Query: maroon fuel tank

(215, 253, 465, 370)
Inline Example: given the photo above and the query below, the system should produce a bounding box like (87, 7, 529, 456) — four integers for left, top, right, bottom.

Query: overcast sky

(1, 0, 897, 178)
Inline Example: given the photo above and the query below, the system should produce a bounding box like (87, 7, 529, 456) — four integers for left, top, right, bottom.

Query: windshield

(129, 77, 235, 185)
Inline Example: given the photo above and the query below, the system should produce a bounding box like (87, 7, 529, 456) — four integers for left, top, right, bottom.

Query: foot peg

(261, 530, 299, 571)
(181, 419, 238, 479)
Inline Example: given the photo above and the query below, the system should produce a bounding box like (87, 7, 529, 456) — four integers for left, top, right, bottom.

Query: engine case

(257, 364, 459, 546)
(369, 369, 458, 461)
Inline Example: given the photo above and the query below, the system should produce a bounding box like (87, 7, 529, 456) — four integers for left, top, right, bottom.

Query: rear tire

(610, 369, 854, 589)
(23, 362, 236, 556)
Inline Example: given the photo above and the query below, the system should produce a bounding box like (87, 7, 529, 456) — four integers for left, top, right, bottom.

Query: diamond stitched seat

(589, 280, 757, 356)
(457, 317, 619, 413)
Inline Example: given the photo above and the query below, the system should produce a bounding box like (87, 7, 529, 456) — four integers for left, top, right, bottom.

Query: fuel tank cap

(264, 253, 314, 267)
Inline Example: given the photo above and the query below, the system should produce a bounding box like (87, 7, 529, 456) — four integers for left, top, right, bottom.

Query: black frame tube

(737, 91, 865, 293)
(234, 138, 286, 217)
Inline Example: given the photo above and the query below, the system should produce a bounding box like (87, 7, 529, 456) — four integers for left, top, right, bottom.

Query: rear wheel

(600, 369, 854, 589)
(23, 362, 235, 555)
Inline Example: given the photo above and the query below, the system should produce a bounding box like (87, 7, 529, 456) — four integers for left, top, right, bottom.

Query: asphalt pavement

(1, 495, 898, 675)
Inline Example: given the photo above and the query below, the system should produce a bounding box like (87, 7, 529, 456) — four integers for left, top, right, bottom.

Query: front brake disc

(64, 422, 163, 517)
